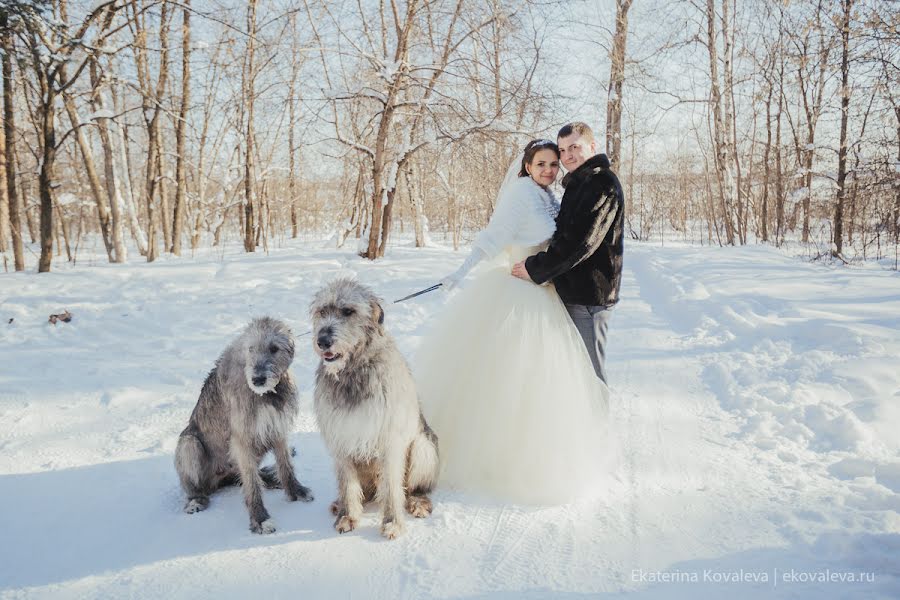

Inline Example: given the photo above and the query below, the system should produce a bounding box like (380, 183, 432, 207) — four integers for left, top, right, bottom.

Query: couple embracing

(416, 122, 625, 505)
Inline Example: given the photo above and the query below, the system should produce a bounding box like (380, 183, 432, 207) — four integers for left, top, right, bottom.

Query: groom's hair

(557, 122, 594, 143)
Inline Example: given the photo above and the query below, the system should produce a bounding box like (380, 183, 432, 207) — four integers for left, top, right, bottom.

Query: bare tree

(832, 0, 854, 257)
(704, 0, 737, 245)
(241, 0, 258, 253)
(783, 0, 834, 244)
(0, 9, 22, 270)
(171, 0, 190, 255)
(89, 59, 129, 262)
(12, 0, 125, 272)
(606, 0, 633, 169)
(130, 0, 171, 262)
(59, 71, 116, 261)
(307, 0, 526, 259)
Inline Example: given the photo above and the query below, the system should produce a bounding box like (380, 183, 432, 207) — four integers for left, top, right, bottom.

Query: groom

(512, 122, 625, 384)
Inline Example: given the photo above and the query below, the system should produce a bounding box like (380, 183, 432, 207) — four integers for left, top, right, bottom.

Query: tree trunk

(159, 149, 171, 250)
(409, 164, 427, 247)
(171, 0, 190, 255)
(774, 55, 785, 246)
(1, 12, 24, 271)
(133, 0, 170, 262)
(705, 0, 736, 245)
(606, 0, 632, 168)
(90, 62, 127, 262)
(61, 85, 114, 259)
(362, 0, 418, 259)
(288, 10, 301, 239)
(0, 112, 7, 254)
(722, 0, 743, 243)
(832, 0, 853, 257)
(55, 201, 72, 262)
(144, 121, 160, 262)
(242, 0, 258, 253)
(38, 100, 57, 273)
(377, 187, 396, 257)
(110, 82, 147, 255)
(762, 64, 773, 243)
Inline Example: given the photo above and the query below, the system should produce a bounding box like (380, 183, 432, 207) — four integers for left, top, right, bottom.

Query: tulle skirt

(414, 246, 611, 505)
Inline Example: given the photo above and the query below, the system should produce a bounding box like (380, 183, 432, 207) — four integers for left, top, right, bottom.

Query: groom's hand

(511, 261, 531, 281)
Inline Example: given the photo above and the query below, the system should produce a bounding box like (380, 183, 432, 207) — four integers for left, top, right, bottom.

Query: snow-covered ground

(1, 238, 898, 599)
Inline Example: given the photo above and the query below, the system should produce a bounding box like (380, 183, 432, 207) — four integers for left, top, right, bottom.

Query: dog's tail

(406, 414, 440, 495)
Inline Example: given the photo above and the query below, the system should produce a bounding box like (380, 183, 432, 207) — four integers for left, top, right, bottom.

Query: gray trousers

(565, 304, 612, 384)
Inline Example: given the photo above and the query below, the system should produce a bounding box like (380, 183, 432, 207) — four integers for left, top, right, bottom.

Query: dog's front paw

(405, 495, 433, 518)
(287, 482, 314, 503)
(381, 519, 405, 540)
(250, 518, 277, 534)
(184, 496, 209, 514)
(334, 514, 357, 534)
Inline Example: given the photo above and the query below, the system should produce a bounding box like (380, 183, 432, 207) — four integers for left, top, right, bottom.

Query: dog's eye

(341, 307, 355, 317)
(269, 345, 279, 354)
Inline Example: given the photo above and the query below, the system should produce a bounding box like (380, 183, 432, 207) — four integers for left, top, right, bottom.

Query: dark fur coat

(524, 153, 625, 307)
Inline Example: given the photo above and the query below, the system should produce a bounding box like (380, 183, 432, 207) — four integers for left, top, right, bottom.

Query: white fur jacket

(443, 176, 560, 287)
(474, 176, 560, 258)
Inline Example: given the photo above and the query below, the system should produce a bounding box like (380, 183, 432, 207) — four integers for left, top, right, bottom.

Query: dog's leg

(334, 460, 363, 534)
(273, 437, 314, 502)
(377, 445, 408, 540)
(259, 465, 281, 489)
(404, 428, 439, 518)
(231, 437, 275, 534)
(330, 480, 373, 515)
(175, 432, 212, 513)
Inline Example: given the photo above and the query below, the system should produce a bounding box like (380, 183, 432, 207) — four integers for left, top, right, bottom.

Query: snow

(1, 239, 899, 599)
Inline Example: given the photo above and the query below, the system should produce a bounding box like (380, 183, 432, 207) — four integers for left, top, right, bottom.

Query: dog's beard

(245, 365, 277, 395)
(321, 354, 348, 376)
(316, 348, 349, 377)
(249, 379, 276, 395)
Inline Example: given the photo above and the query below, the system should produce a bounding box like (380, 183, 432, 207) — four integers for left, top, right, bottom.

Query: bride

(414, 139, 611, 505)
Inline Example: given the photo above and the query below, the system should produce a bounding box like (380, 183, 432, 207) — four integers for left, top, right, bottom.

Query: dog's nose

(252, 376, 266, 387)
(317, 334, 332, 350)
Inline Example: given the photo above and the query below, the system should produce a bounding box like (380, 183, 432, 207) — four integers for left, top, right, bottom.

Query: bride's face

(526, 149, 560, 188)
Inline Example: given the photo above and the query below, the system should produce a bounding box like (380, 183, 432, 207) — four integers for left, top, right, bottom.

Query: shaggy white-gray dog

(174, 317, 313, 534)
(311, 278, 439, 540)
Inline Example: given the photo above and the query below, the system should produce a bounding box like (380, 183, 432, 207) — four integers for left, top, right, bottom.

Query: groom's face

(557, 133, 596, 172)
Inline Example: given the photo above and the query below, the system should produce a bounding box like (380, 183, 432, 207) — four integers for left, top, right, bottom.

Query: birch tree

(704, 0, 737, 245)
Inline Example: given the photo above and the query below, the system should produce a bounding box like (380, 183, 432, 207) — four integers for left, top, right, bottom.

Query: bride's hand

(439, 274, 459, 291)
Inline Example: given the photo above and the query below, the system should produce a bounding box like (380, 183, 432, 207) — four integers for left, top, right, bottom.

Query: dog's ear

(285, 333, 296, 355)
(371, 299, 385, 326)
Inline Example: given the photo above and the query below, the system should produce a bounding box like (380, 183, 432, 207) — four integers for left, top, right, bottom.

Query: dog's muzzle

(317, 333, 333, 350)
(316, 329, 342, 363)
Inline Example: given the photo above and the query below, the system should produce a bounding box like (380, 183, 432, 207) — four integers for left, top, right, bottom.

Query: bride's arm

(440, 178, 528, 290)
(440, 247, 488, 290)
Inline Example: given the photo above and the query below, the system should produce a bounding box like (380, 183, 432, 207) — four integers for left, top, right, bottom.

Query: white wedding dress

(414, 175, 611, 505)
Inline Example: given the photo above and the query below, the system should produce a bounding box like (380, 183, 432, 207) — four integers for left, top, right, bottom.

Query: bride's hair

(518, 139, 560, 177)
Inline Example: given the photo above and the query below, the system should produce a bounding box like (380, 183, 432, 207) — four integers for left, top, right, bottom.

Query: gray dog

(311, 278, 439, 540)
(174, 317, 313, 534)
